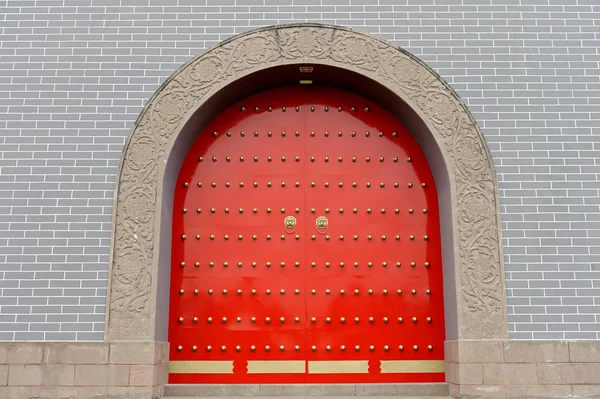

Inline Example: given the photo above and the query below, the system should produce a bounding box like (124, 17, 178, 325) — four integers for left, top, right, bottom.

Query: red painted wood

(168, 86, 445, 384)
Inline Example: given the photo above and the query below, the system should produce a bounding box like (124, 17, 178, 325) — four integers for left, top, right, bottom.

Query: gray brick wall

(0, 0, 599, 341)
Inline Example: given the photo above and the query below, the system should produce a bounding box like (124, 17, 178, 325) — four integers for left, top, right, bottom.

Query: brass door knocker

(284, 216, 297, 234)
(315, 216, 328, 234)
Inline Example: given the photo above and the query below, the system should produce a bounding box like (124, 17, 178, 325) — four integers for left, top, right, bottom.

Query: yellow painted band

(380, 360, 445, 373)
(308, 360, 369, 374)
(168, 360, 445, 375)
(247, 360, 305, 374)
(169, 361, 233, 374)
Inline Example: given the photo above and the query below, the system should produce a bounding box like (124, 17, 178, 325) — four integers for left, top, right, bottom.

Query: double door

(168, 86, 445, 383)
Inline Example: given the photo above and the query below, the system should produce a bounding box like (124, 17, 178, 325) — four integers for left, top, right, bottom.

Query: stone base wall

(0, 341, 168, 399)
(2, 340, 600, 398)
(446, 340, 600, 398)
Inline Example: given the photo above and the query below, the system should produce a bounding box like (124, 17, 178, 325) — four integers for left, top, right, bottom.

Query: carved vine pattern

(108, 26, 505, 340)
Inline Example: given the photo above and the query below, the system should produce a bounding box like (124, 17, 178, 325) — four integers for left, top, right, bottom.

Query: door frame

(167, 86, 449, 383)
(105, 23, 507, 386)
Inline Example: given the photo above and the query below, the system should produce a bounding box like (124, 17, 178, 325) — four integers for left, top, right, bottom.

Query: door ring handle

(315, 216, 328, 235)
(284, 216, 297, 234)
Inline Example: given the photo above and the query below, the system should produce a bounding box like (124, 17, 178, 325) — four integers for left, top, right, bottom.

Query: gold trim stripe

(308, 360, 369, 374)
(169, 361, 233, 374)
(168, 360, 444, 375)
(380, 360, 445, 373)
(247, 360, 305, 374)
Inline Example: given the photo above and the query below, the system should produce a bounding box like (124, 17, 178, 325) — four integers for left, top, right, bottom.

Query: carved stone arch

(106, 23, 507, 344)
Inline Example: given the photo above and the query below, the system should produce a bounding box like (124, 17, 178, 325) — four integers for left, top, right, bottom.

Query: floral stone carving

(107, 24, 506, 341)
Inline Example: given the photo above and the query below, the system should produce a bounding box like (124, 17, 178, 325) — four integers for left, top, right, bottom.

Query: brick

(0, 1, 598, 342)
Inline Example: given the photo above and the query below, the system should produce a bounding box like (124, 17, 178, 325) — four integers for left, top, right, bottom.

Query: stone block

(42, 386, 108, 398)
(0, 365, 7, 386)
(129, 365, 156, 386)
(457, 340, 505, 363)
(43, 342, 109, 365)
(157, 363, 169, 385)
(0, 346, 7, 364)
(354, 383, 448, 396)
(0, 386, 41, 398)
(8, 364, 43, 386)
(446, 362, 484, 385)
(538, 363, 600, 385)
(457, 363, 484, 385)
(444, 340, 458, 362)
(445, 362, 458, 384)
(166, 383, 449, 397)
(153, 384, 165, 398)
(154, 341, 169, 365)
(107, 386, 156, 399)
(503, 340, 569, 363)
(6, 344, 43, 364)
(483, 363, 538, 385)
(448, 382, 459, 399)
(505, 384, 572, 398)
(74, 364, 129, 386)
(569, 341, 600, 363)
(261, 384, 357, 396)
(109, 342, 156, 365)
(571, 384, 600, 397)
(43, 364, 75, 386)
(453, 384, 506, 398)
(164, 384, 259, 397)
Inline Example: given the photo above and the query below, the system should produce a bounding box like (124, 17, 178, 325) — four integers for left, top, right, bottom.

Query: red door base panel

(168, 86, 446, 384)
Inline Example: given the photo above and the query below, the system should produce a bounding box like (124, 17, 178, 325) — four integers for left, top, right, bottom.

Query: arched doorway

(105, 24, 507, 396)
(168, 86, 445, 384)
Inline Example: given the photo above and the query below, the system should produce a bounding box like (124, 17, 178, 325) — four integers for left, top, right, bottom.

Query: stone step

(164, 384, 450, 397)
(165, 397, 453, 399)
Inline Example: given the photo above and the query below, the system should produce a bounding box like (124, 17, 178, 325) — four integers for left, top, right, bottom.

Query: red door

(169, 86, 445, 384)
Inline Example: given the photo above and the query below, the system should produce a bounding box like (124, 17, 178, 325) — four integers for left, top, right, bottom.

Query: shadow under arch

(106, 24, 506, 346)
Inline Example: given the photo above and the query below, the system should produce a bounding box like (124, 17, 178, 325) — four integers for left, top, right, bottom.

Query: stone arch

(105, 23, 507, 343)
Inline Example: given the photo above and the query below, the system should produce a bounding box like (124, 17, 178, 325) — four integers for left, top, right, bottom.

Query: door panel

(304, 90, 445, 383)
(169, 86, 445, 384)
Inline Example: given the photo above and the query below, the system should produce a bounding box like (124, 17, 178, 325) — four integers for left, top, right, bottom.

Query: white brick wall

(0, 0, 599, 341)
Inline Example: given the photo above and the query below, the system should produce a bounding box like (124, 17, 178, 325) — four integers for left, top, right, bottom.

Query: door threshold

(164, 383, 449, 397)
